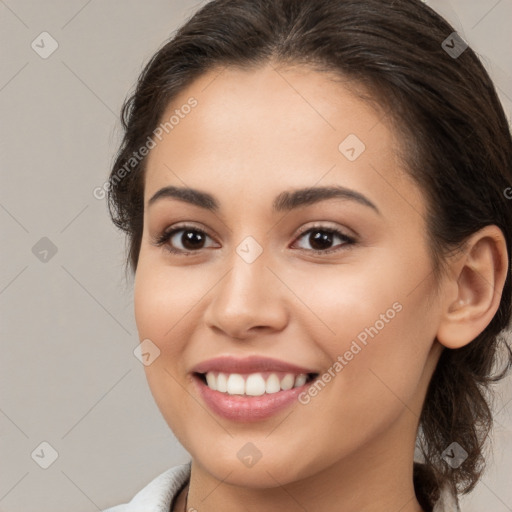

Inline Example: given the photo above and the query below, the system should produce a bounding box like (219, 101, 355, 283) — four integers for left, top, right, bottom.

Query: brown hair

(107, 0, 512, 507)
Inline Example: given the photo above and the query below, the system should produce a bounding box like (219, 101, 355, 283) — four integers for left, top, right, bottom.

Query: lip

(190, 355, 319, 422)
(191, 355, 318, 375)
(192, 374, 315, 422)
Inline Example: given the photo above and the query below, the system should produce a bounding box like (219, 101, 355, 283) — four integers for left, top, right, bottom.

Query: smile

(192, 373, 319, 422)
(197, 371, 318, 396)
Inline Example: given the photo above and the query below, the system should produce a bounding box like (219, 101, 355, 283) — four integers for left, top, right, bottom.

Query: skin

(133, 62, 508, 512)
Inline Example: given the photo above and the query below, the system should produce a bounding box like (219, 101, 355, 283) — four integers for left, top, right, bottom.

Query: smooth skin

(133, 62, 508, 512)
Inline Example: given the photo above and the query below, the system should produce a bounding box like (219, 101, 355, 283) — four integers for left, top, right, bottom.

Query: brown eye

(175, 229, 208, 251)
(153, 225, 217, 255)
(293, 227, 356, 254)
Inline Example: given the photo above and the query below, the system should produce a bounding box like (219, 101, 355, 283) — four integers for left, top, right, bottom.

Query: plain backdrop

(1, 0, 511, 511)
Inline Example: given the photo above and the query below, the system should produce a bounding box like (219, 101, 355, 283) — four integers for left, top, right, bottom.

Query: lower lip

(193, 374, 313, 422)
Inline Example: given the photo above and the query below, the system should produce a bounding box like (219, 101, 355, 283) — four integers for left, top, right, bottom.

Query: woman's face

(134, 63, 445, 488)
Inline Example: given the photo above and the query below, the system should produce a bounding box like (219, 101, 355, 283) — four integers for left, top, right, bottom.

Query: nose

(203, 249, 289, 340)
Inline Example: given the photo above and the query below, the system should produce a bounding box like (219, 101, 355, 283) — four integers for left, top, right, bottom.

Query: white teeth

(245, 373, 267, 396)
(216, 373, 227, 392)
(203, 371, 310, 395)
(294, 374, 307, 387)
(280, 373, 295, 390)
(205, 372, 217, 391)
(265, 373, 281, 394)
(226, 374, 245, 395)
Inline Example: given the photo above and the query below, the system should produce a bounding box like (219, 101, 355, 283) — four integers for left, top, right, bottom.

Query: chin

(191, 447, 310, 489)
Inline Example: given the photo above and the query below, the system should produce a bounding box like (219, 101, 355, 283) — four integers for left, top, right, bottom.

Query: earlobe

(436, 225, 508, 350)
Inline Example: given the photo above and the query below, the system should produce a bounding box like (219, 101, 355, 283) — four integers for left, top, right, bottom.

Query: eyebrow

(147, 185, 380, 215)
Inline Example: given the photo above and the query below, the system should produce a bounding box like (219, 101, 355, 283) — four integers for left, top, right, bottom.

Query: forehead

(143, 63, 421, 220)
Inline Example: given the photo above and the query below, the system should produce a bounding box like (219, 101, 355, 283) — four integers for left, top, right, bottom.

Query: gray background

(1, 0, 511, 510)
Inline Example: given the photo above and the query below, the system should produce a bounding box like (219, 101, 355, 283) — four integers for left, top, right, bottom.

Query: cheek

(133, 261, 203, 422)
(134, 260, 208, 343)
(290, 285, 436, 471)
(299, 252, 438, 411)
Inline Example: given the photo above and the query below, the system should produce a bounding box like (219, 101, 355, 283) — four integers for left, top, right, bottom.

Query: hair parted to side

(107, 0, 512, 507)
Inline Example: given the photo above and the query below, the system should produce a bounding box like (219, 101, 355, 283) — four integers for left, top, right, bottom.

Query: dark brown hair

(107, 0, 512, 507)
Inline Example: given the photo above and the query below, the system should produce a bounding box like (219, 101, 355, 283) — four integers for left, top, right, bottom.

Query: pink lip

(192, 374, 314, 422)
(191, 355, 317, 375)
(190, 355, 319, 422)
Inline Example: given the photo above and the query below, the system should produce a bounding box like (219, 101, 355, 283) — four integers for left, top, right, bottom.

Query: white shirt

(102, 461, 461, 512)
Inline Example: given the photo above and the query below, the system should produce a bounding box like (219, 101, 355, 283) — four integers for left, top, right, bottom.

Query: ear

(436, 225, 509, 349)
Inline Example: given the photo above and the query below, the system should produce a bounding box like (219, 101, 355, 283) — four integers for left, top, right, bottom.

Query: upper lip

(191, 355, 318, 375)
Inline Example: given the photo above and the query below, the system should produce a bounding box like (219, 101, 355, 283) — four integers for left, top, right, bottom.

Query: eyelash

(152, 223, 357, 257)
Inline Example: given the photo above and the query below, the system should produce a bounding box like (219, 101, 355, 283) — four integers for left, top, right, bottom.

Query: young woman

(102, 0, 512, 511)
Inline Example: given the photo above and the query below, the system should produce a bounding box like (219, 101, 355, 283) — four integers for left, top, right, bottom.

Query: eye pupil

(182, 230, 205, 250)
(310, 231, 333, 250)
